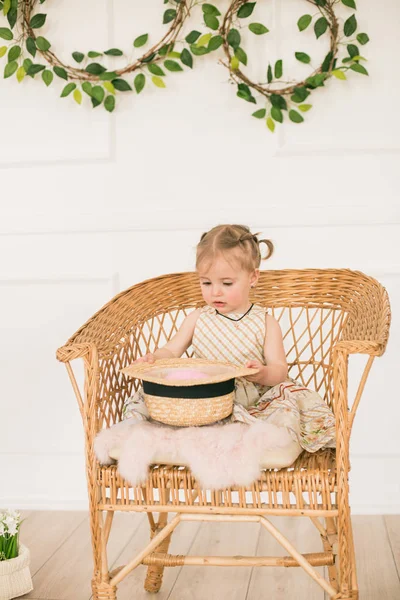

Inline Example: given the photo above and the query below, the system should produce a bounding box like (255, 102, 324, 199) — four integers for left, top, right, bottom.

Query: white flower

(6, 510, 20, 522)
(0, 523, 5, 536)
(3, 516, 19, 536)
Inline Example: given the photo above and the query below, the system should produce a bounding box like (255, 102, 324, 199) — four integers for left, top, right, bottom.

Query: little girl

(123, 224, 336, 453)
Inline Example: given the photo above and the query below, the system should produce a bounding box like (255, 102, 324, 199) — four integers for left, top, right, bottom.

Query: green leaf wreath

(220, 0, 370, 130)
(0, 0, 370, 126)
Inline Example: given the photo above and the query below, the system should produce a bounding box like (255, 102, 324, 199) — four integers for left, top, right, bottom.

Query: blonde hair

(196, 224, 274, 273)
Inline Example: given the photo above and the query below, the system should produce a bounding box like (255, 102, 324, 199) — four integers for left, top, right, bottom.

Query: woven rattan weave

(57, 269, 391, 599)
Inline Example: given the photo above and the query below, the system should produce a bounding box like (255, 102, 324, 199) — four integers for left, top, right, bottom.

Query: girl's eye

(223, 283, 233, 286)
(201, 282, 233, 286)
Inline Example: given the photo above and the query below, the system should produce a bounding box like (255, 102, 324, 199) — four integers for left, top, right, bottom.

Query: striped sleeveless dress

(123, 303, 336, 452)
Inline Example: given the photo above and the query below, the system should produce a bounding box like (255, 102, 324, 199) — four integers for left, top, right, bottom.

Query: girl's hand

(244, 359, 267, 385)
(133, 353, 155, 365)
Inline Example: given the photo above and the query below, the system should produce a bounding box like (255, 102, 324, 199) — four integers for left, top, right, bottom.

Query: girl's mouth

(213, 302, 226, 307)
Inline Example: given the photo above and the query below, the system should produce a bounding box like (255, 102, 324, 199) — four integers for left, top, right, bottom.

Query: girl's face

(198, 255, 258, 314)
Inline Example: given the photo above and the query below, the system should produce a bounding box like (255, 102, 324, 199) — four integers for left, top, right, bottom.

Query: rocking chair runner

(56, 269, 391, 600)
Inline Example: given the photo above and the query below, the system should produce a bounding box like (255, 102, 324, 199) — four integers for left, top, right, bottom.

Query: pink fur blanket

(94, 419, 293, 489)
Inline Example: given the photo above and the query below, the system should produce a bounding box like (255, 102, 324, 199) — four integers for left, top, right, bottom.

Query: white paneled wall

(0, 0, 399, 512)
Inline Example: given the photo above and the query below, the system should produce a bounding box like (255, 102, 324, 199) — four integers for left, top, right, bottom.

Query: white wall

(1, 0, 399, 513)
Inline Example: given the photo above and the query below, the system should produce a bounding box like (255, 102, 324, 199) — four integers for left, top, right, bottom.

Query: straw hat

(121, 357, 259, 427)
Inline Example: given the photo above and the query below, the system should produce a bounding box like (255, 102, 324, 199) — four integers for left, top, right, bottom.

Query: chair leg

(144, 512, 173, 593)
(92, 579, 117, 600)
(336, 501, 359, 599)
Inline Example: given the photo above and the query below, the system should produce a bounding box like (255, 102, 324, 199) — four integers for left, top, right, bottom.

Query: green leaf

(185, 30, 201, 44)
(7, 3, 17, 30)
(4, 59, 17, 77)
(350, 62, 368, 75)
(180, 48, 193, 67)
(267, 64, 272, 83)
(295, 52, 311, 64)
(204, 14, 219, 30)
(305, 73, 326, 88)
(73, 88, 82, 104)
(236, 89, 256, 103)
(53, 66, 68, 80)
(0, 46, 7, 58)
(72, 51, 84, 63)
(197, 33, 212, 47)
(7, 45, 20, 61)
(289, 109, 304, 123)
(271, 106, 283, 123)
(103, 81, 115, 94)
(190, 44, 208, 56)
(27, 63, 45, 76)
(237, 2, 256, 18)
(164, 59, 183, 72)
(99, 71, 117, 80)
(314, 17, 328, 39)
(23, 58, 32, 72)
(297, 14, 312, 32)
(0, 27, 13, 40)
(36, 36, 51, 52)
(16, 65, 25, 83)
(230, 55, 239, 70)
(202, 4, 221, 16)
(252, 108, 266, 119)
(104, 95, 115, 112)
(248, 22, 269, 35)
(291, 86, 309, 102)
(85, 63, 107, 75)
(140, 52, 157, 63)
(344, 14, 357, 37)
(91, 85, 105, 103)
(112, 78, 132, 91)
(88, 51, 102, 58)
(61, 82, 76, 97)
(270, 94, 287, 110)
(152, 75, 166, 88)
(134, 73, 146, 93)
(331, 69, 346, 80)
(163, 9, 176, 24)
(133, 34, 148, 48)
(274, 59, 282, 79)
(42, 68, 53, 86)
(347, 44, 359, 58)
(30, 13, 46, 29)
(26, 37, 36, 57)
(357, 32, 369, 45)
(2, 0, 11, 16)
(321, 50, 334, 72)
(266, 116, 275, 132)
(298, 103, 312, 112)
(82, 81, 92, 95)
(148, 63, 165, 76)
(208, 35, 223, 51)
(342, 0, 356, 8)
(227, 29, 241, 49)
(158, 44, 173, 57)
(104, 48, 123, 56)
(235, 47, 247, 66)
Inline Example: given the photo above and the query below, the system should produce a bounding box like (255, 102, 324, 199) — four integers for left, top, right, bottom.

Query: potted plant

(0, 510, 33, 600)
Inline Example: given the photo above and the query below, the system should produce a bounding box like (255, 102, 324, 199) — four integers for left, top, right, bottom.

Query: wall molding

(1, 205, 400, 236)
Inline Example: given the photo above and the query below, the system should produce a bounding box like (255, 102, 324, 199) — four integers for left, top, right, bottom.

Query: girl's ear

(250, 269, 259, 288)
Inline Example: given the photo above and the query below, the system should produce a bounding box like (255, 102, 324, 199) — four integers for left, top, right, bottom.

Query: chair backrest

(69, 269, 389, 429)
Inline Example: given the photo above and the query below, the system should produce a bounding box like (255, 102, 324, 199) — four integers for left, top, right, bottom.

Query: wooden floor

(16, 512, 400, 600)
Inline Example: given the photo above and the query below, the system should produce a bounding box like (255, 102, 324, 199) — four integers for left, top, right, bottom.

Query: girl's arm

(136, 309, 201, 363)
(245, 314, 288, 386)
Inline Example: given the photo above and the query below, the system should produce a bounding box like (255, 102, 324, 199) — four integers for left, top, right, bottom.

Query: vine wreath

(0, 0, 370, 126)
(0, 0, 223, 111)
(220, 0, 370, 130)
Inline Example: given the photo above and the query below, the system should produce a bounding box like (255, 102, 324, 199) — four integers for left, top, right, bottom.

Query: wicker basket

(0, 544, 33, 600)
(121, 358, 258, 427)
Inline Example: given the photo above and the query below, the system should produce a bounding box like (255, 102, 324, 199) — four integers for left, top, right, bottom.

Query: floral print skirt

(122, 377, 336, 453)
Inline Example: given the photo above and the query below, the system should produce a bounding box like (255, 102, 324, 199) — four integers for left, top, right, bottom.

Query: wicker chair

(56, 269, 390, 600)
